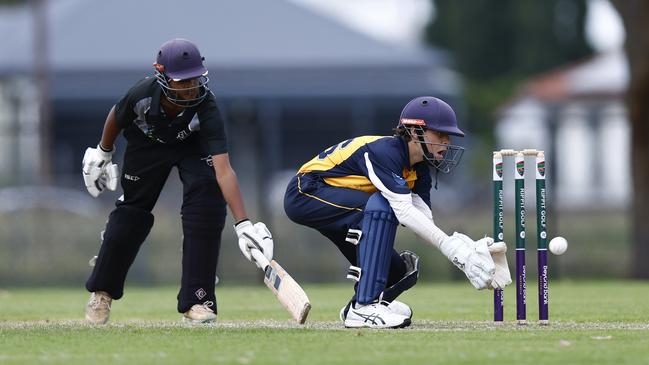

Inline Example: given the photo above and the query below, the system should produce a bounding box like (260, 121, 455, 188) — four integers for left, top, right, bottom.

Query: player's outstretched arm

(362, 152, 497, 290)
(380, 188, 497, 290)
(211, 154, 274, 266)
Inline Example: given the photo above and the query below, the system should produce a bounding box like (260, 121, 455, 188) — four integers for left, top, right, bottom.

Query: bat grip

(250, 248, 270, 270)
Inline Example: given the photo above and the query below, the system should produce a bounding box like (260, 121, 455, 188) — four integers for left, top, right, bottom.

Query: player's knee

(283, 199, 299, 223)
(104, 206, 155, 246)
(182, 179, 226, 217)
(283, 190, 305, 224)
(365, 193, 396, 220)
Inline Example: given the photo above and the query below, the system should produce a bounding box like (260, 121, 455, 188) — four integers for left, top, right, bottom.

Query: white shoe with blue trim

(342, 302, 410, 329)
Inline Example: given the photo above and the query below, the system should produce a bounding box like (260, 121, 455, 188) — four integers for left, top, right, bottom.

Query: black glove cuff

(98, 143, 113, 153)
(235, 218, 250, 227)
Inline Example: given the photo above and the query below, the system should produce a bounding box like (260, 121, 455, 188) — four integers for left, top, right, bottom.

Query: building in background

(0, 0, 459, 212)
(0, 0, 465, 285)
(497, 49, 629, 209)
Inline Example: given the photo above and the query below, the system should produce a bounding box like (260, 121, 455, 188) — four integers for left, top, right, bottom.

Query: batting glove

(82, 144, 119, 198)
(234, 220, 274, 268)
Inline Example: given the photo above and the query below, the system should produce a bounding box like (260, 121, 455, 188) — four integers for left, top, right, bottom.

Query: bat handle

(250, 248, 270, 270)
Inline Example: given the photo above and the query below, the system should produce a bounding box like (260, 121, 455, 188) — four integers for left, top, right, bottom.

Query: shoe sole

(344, 318, 411, 329)
(182, 316, 216, 324)
(85, 313, 109, 325)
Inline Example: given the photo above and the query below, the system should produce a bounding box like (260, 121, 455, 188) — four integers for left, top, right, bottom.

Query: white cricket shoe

(85, 291, 112, 325)
(183, 301, 216, 324)
(343, 302, 410, 329)
(385, 300, 412, 319)
(340, 300, 413, 321)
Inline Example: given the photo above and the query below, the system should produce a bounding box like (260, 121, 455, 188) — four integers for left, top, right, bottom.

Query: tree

(425, 0, 592, 135)
(610, 0, 649, 278)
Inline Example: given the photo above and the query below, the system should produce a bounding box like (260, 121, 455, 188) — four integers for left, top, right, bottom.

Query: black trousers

(86, 127, 227, 313)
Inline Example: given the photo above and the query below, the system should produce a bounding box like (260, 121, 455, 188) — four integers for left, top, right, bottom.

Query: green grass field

(1, 281, 648, 365)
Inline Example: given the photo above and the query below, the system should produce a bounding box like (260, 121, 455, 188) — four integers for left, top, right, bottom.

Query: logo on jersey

(201, 156, 213, 167)
(177, 129, 191, 141)
(392, 172, 407, 186)
(124, 174, 140, 182)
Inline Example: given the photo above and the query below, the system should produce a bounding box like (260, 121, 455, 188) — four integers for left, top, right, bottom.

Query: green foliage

(428, 0, 592, 78)
(0, 282, 648, 364)
(0, 0, 25, 6)
(426, 0, 593, 133)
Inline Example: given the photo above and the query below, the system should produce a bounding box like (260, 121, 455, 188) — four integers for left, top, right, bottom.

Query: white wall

(497, 99, 631, 210)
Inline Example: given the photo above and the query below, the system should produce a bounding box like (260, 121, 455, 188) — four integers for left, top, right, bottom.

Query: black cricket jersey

(114, 77, 228, 156)
(298, 136, 432, 204)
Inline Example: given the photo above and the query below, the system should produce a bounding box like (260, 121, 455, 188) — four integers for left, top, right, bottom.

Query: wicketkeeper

(82, 38, 273, 324)
(284, 96, 512, 328)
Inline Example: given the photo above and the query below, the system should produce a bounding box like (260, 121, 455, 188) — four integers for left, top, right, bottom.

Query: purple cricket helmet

(398, 96, 464, 137)
(153, 38, 210, 107)
(396, 96, 465, 174)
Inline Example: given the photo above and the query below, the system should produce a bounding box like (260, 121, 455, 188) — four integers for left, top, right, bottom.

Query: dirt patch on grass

(1, 319, 648, 331)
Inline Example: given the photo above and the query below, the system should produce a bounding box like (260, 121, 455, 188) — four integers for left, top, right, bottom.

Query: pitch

(1, 281, 648, 364)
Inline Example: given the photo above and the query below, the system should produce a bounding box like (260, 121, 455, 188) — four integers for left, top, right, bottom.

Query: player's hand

(234, 220, 274, 268)
(439, 232, 496, 290)
(484, 239, 512, 290)
(82, 145, 119, 198)
(253, 221, 274, 262)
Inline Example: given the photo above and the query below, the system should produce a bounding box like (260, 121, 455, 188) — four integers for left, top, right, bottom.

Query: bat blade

(262, 260, 311, 324)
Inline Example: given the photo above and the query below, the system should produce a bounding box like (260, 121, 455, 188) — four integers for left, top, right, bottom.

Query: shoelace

(196, 301, 214, 313)
(89, 293, 111, 310)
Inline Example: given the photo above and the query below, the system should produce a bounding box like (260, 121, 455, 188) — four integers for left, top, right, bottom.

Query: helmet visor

(155, 71, 210, 108)
(425, 143, 464, 173)
(403, 125, 465, 173)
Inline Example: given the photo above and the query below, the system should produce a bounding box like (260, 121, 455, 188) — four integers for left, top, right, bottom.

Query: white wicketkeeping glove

(234, 220, 274, 268)
(439, 232, 496, 290)
(82, 145, 119, 197)
(484, 238, 512, 290)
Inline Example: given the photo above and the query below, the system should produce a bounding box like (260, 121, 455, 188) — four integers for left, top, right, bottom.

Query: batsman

(284, 96, 512, 328)
(82, 38, 273, 324)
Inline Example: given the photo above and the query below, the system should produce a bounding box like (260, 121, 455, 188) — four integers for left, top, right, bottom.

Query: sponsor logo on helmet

(537, 161, 545, 177)
(400, 118, 426, 126)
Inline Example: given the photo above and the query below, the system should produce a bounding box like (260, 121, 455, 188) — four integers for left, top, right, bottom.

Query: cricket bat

(250, 249, 311, 324)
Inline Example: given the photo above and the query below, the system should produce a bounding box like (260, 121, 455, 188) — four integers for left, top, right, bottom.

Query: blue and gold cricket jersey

(297, 136, 432, 203)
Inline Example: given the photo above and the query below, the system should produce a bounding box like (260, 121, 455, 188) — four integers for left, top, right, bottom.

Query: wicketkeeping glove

(82, 145, 119, 198)
(485, 239, 512, 290)
(439, 232, 496, 290)
(234, 220, 274, 268)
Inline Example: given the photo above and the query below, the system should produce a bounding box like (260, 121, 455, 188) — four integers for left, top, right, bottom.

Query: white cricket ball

(549, 236, 568, 255)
